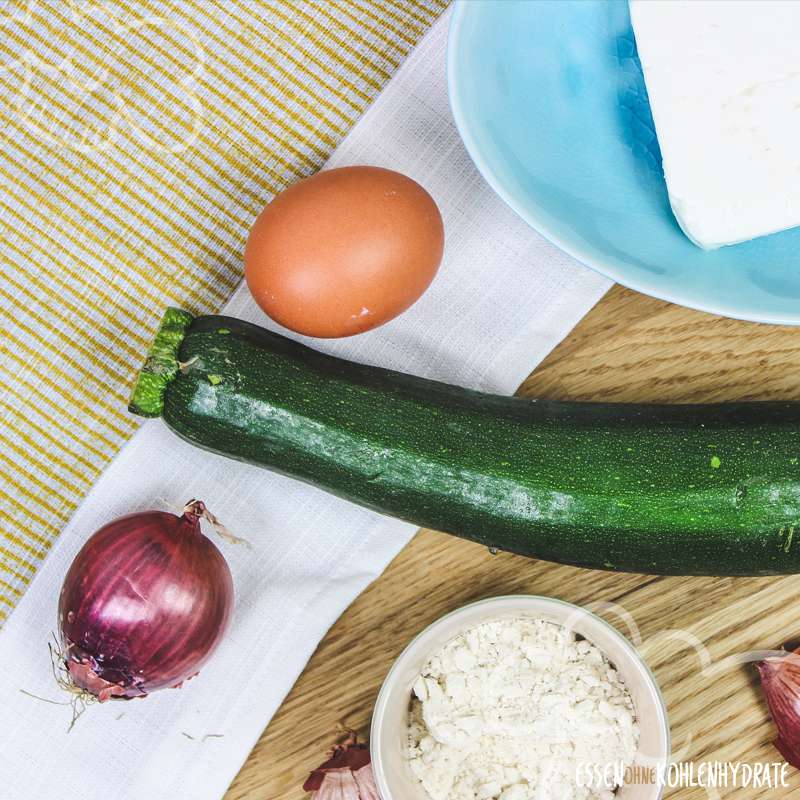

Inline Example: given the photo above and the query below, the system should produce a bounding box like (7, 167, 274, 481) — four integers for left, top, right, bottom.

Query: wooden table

(226, 285, 800, 800)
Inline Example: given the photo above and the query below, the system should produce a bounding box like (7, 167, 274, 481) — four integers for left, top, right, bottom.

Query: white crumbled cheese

(407, 618, 639, 800)
(629, 0, 800, 249)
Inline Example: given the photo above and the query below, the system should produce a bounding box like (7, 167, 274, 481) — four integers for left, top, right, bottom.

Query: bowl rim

(370, 593, 670, 800)
(445, 0, 800, 327)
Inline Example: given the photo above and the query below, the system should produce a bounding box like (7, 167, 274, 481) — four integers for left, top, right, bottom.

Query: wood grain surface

(225, 285, 800, 800)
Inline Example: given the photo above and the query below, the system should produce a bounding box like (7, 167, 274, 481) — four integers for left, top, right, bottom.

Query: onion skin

(758, 650, 800, 769)
(58, 502, 233, 701)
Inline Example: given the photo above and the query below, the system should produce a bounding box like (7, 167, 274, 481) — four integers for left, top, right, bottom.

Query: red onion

(58, 500, 234, 702)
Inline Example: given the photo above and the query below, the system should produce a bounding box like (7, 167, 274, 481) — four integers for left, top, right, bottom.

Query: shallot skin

(58, 505, 233, 701)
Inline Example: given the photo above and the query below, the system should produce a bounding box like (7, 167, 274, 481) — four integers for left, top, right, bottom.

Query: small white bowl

(371, 595, 669, 800)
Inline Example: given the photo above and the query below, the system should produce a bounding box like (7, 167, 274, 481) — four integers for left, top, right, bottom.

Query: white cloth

(0, 10, 610, 800)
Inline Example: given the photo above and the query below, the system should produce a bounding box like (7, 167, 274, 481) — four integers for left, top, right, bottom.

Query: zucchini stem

(128, 308, 194, 418)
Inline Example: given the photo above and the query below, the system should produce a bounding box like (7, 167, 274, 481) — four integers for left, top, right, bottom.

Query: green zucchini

(130, 308, 800, 576)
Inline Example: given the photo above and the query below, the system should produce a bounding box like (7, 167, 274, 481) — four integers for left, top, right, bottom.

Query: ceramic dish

(447, 0, 800, 325)
(371, 595, 670, 800)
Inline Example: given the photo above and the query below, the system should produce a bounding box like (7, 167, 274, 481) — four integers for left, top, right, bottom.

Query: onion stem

(183, 499, 251, 547)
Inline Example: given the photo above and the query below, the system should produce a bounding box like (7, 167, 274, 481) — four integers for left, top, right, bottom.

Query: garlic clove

(314, 768, 361, 800)
(757, 651, 800, 769)
(304, 731, 374, 798)
(352, 764, 380, 800)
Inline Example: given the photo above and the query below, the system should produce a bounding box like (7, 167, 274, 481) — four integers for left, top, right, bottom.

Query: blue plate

(448, 0, 800, 325)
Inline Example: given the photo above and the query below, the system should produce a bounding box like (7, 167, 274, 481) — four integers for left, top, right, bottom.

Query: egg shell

(244, 165, 444, 338)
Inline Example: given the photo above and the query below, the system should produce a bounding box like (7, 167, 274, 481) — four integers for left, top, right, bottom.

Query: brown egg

(244, 166, 444, 338)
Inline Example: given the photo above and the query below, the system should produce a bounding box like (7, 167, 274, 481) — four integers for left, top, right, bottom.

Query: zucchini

(130, 308, 800, 576)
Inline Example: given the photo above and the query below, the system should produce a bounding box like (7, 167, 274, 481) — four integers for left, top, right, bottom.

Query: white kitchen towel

(0, 9, 611, 800)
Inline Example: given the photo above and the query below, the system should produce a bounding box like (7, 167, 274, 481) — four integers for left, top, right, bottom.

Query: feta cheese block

(629, 0, 800, 249)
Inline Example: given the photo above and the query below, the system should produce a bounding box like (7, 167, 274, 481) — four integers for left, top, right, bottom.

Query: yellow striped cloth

(0, 0, 445, 620)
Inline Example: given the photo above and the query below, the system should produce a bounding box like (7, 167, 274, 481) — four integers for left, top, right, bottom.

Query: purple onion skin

(58, 505, 233, 701)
